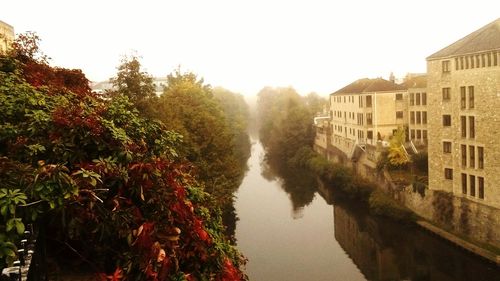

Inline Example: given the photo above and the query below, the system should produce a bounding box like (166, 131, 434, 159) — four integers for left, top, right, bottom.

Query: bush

(369, 190, 415, 222)
(0, 50, 246, 279)
(412, 152, 428, 174)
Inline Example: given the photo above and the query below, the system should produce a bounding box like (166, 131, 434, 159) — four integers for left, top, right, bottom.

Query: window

(478, 146, 484, 169)
(410, 93, 415, 105)
(481, 54, 486, 67)
(468, 86, 474, 109)
(396, 93, 403, 100)
(366, 95, 372, 107)
(469, 145, 475, 168)
(471, 55, 475, 68)
(366, 113, 372, 125)
(417, 130, 421, 139)
(410, 111, 415, 124)
(444, 168, 453, 179)
(396, 111, 403, 119)
(422, 92, 427, 105)
(367, 130, 373, 139)
(469, 116, 475, 139)
(442, 115, 451, 126)
(461, 116, 467, 138)
(460, 57, 464, 69)
(460, 86, 466, 109)
(461, 173, 467, 194)
(470, 175, 476, 196)
(422, 111, 427, 124)
(443, 141, 452, 153)
(442, 60, 450, 72)
(461, 145, 467, 167)
(442, 88, 451, 101)
(455, 57, 459, 70)
(359, 96, 363, 107)
(494, 51, 498, 66)
(411, 129, 415, 139)
(416, 93, 421, 105)
(416, 111, 421, 124)
(422, 130, 427, 140)
(478, 177, 484, 199)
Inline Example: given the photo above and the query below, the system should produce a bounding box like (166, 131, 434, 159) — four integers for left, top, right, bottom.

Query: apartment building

(427, 18, 500, 209)
(328, 78, 407, 158)
(0, 20, 14, 54)
(401, 74, 428, 148)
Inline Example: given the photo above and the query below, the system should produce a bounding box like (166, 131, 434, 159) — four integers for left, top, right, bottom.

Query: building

(0, 20, 14, 54)
(401, 74, 428, 149)
(426, 18, 500, 209)
(328, 78, 407, 159)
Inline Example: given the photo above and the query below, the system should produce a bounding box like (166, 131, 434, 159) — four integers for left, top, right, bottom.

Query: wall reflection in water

(333, 201, 500, 281)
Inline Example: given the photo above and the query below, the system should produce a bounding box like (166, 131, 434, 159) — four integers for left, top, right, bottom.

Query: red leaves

(52, 104, 104, 136)
(22, 60, 92, 96)
(98, 267, 123, 281)
(219, 259, 242, 281)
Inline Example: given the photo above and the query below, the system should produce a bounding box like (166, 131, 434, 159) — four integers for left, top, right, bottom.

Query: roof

(427, 18, 500, 60)
(0, 20, 14, 30)
(332, 78, 406, 95)
(400, 74, 427, 89)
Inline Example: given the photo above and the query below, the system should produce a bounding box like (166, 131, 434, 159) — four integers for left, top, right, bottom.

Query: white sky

(2, 1, 498, 96)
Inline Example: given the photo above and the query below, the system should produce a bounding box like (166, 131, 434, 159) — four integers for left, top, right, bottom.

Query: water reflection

(333, 199, 500, 281)
(235, 140, 500, 281)
(260, 155, 317, 217)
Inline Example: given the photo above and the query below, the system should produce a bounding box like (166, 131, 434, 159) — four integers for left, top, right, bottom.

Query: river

(234, 139, 500, 281)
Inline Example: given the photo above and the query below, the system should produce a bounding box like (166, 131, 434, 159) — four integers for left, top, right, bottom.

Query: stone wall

(0, 20, 14, 54)
(327, 146, 500, 249)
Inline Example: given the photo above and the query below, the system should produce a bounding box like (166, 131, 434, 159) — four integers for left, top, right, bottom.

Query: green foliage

(412, 152, 428, 174)
(256, 87, 325, 166)
(0, 47, 245, 279)
(156, 71, 250, 205)
(368, 190, 416, 222)
(109, 55, 157, 117)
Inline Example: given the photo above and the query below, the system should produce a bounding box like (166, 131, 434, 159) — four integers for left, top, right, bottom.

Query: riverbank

(417, 221, 500, 266)
(299, 147, 500, 266)
(235, 139, 500, 280)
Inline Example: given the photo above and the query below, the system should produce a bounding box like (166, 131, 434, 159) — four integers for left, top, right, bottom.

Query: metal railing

(1, 224, 45, 281)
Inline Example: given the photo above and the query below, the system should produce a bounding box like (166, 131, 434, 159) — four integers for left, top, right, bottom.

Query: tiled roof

(400, 74, 427, 89)
(427, 18, 500, 60)
(332, 78, 406, 95)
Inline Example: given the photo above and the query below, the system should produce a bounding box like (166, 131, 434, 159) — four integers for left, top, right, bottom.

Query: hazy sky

(2, 1, 498, 95)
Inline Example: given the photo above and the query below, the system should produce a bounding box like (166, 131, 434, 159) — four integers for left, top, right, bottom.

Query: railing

(409, 140, 418, 154)
(1, 224, 45, 281)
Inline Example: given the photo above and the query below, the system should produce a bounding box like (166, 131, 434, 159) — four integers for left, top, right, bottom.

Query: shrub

(369, 190, 415, 222)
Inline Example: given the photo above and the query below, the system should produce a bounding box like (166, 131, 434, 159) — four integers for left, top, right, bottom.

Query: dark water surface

(234, 140, 500, 281)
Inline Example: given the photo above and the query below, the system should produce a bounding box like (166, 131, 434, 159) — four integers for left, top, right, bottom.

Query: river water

(234, 139, 500, 281)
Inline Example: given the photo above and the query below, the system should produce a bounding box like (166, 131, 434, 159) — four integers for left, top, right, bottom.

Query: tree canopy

(155, 70, 250, 204)
(0, 33, 246, 280)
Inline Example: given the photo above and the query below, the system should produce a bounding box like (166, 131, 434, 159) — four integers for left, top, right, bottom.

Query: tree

(0, 37, 246, 280)
(388, 127, 410, 167)
(110, 55, 157, 116)
(156, 70, 242, 204)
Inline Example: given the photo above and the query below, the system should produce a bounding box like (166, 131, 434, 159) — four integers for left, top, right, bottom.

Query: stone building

(0, 20, 14, 54)
(401, 74, 428, 149)
(427, 18, 500, 209)
(328, 78, 407, 159)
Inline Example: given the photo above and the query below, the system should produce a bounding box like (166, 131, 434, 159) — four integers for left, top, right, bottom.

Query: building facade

(427, 18, 500, 209)
(328, 78, 407, 158)
(0, 20, 14, 54)
(402, 74, 428, 148)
